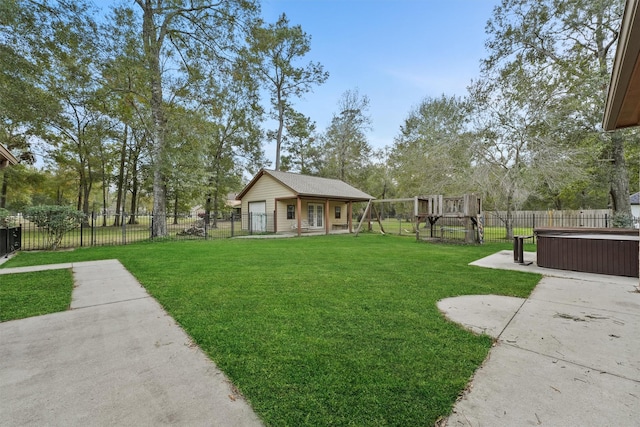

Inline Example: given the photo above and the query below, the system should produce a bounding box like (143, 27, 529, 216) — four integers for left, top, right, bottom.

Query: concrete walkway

(3, 251, 640, 426)
(440, 250, 640, 426)
(0, 260, 262, 426)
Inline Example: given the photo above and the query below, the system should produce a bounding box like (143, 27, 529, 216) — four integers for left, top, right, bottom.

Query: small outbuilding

(236, 169, 374, 235)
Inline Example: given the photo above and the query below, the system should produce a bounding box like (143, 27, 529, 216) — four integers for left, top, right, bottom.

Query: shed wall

(240, 175, 295, 231)
(276, 199, 350, 232)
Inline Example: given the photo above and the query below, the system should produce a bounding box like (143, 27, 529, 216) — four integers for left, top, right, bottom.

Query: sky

(258, 0, 501, 160)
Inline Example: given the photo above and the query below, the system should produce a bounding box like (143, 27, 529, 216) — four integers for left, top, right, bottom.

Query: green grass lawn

(0, 269, 73, 322)
(2, 234, 541, 425)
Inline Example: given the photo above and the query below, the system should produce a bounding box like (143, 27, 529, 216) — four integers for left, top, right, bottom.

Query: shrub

(24, 205, 86, 250)
(0, 208, 9, 227)
(611, 211, 633, 228)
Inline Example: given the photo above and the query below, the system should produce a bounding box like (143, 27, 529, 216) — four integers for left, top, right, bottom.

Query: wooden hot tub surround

(534, 227, 639, 278)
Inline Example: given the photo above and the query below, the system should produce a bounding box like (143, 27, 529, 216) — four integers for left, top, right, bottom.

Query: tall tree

(133, 0, 259, 237)
(0, 0, 62, 206)
(248, 13, 328, 170)
(40, 2, 107, 217)
(200, 69, 265, 227)
(321, 89, 372, 186)
(280, 109, 321, 174)
(99, 5, 151, 226)
(361, 147, 396, 200)
(164, 106, 207, 223)
(483, 0, 632, 222)
(469, 70, 584, 238)
(389, 95, 472, 197)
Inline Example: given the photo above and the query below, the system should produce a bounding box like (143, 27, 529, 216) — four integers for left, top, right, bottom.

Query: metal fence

(8, 208, 639, 251)
(17, 211, 275, 251)
(1, 226, 21, 257)
(364, 210, 638, 243)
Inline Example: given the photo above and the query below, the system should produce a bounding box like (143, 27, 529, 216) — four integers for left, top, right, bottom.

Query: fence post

(605, 213, 608, 228)
(91, 211, 95, 246)
(16, 225, 21, 252)
(2, 227, 6, 257)
(204, 212, 209, 239)
(150, 211, 154, 240)
(122, 211, 127, 245)
(231, 213, 235, 237)
(532, 213, 535, 244)
(80, 218, 84, 248)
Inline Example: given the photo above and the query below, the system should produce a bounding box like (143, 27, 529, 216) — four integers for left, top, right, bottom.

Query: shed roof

(631, 192, 640, 205)
(237, 169, 374, 201)
(0, 143, 18, 168)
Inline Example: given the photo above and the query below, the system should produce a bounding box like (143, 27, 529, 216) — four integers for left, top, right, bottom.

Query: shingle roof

(237, 169, 374, 201)
(631, 192, 640, 205)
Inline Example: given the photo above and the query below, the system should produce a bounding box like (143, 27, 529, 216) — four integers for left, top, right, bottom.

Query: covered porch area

(275, 196, 370, 236)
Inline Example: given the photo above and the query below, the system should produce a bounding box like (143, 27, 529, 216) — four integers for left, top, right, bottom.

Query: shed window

(287, 205, 295, 219)
(335, 206, 341, 219)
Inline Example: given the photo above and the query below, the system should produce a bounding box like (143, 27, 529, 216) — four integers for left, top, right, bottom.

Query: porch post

(296, 196, 302, 237)
(325, 199, 330, 235)
(348, 201, 353, 233)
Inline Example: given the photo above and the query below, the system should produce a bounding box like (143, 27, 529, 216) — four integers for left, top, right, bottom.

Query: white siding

(241, 175, 295, 231)
(240, 173, 353, 232)
(276, 198, 297, 231)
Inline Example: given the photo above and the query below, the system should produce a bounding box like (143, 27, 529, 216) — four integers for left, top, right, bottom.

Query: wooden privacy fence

(484, 209, 613, 228)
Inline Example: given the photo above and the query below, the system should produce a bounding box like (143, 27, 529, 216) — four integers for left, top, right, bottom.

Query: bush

(24, 205, 86, 250)
(0, 208, 9, 227)
(611, 212, 633, 228)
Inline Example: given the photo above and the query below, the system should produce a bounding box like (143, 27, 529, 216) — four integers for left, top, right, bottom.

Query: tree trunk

(173, 194, 179, 225)
(127, 141, 140, 225)
(204, 192, 212, 227)
(211, 165, 224, 229)
(114, 124, 128, 227)
(102, 186, 107, 227)
(212, 190, 219, 229)
(275, 96, 284, 170)
(0, 171, 8, 209)
(142, 1, 167, 237)
(82, 181, 91, 217)
(609, 132, 632, 217)
(76, 178, 83, 212)
(128, 162, 139, 225)
(101, 154, 108, 227)
(505, 190, 514, 240)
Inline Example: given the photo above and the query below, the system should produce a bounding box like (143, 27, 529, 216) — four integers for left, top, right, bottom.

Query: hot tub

(534, 227, 639, 277)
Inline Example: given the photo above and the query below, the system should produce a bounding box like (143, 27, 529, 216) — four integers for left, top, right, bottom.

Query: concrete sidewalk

(0, 260, 262, 426)
(440, 251, 640, 426)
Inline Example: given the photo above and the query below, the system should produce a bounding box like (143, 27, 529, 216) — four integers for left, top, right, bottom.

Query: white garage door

(248, 201, 267, 232)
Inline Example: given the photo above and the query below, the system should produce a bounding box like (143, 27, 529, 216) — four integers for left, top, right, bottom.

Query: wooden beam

(348, 201, 353, 233)
(325, 199, 330, 235)
(296, 196, 302, 237)
(354, 199, 372, 236)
